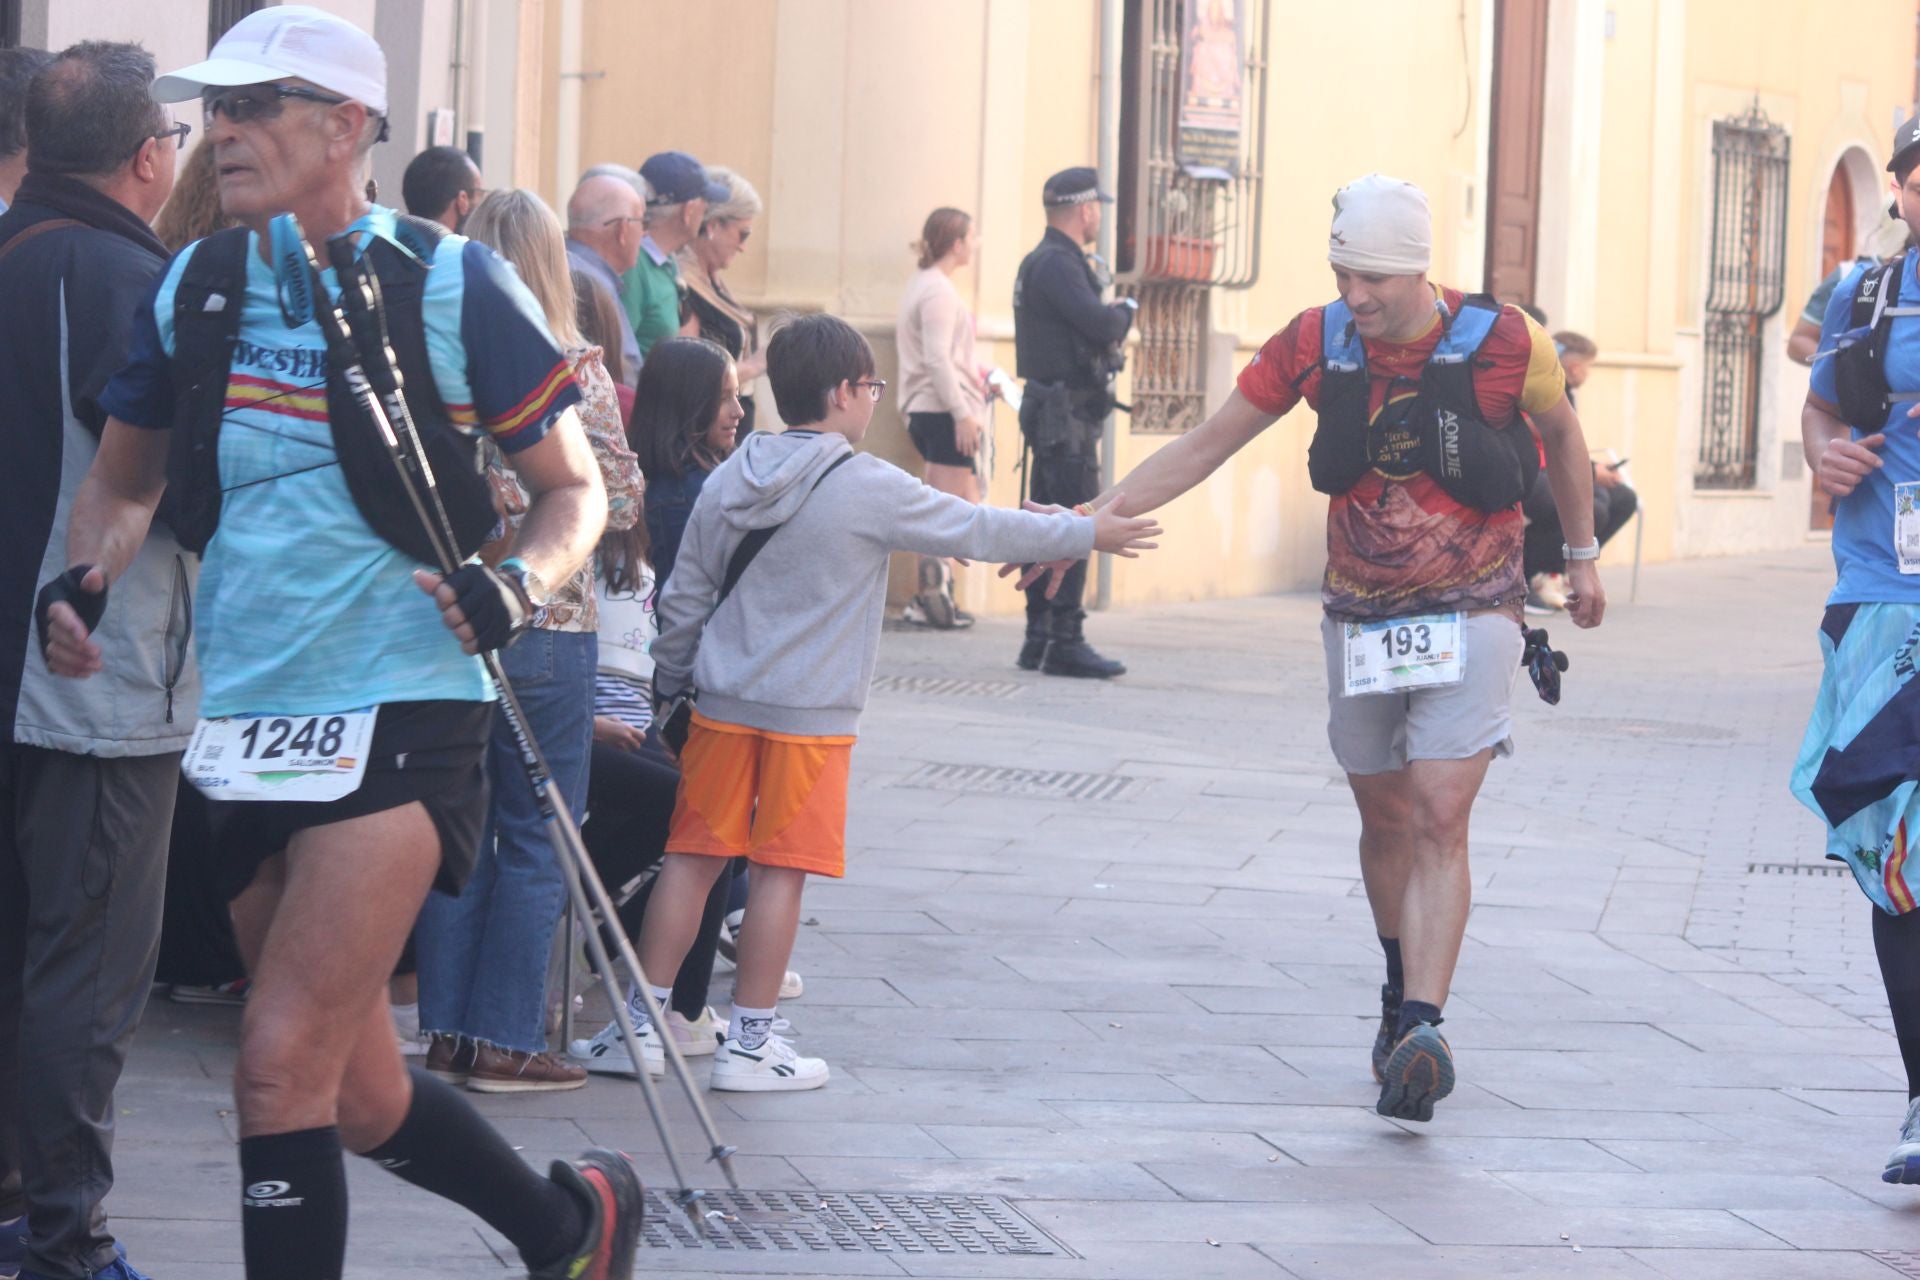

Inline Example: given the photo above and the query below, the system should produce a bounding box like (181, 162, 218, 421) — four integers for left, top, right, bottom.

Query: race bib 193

(181, 708, 378, 802)
(1343, 613, 1466, 696)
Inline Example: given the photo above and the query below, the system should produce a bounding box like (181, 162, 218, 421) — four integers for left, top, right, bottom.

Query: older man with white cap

(1070, 173, 1604, 1124)
(41, 8, 639, 1279)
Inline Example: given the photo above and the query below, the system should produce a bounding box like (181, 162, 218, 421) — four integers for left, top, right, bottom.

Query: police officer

(1012, 166, 1136, 678)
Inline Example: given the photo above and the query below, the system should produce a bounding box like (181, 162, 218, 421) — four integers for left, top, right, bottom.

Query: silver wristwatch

(1562, 541, 1601, 562)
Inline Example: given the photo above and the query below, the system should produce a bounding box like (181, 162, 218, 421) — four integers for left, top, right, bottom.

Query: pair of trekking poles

(294, 222, 737, 1224)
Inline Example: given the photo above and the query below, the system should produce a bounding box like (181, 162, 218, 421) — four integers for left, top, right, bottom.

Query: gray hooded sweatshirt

(653, 430, 1094, 736)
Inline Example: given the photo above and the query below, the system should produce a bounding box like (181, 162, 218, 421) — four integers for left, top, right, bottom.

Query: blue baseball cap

(640, 151, 728, 206)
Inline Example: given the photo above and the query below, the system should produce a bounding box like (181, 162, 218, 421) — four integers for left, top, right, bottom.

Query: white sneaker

(665, 1006, 724, 1057)
(709, 1029, 829, 1092)
(780, 970, 805, 1001)
(392, 1001, 429, 1057)
(1886, 1096, 1920, 1184)
(566, 1016, 664, 1078)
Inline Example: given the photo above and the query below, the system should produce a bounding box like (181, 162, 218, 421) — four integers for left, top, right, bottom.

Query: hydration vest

(163, 216, 496, 567)
(1303, 294, 1538, 513)
(1832, 251, 1920, 431)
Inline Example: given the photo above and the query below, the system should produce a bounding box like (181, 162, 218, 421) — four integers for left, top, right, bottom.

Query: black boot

(1017, 631, 1049, 671)
(1019, 581, 1053, 670)
(1040, 608, 1125, 679)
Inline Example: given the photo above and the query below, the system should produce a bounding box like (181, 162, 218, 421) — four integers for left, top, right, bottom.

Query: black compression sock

(1394, 1000, 1443, 1041)
(1873, 906, 1920, 1100)
(1379, 936, 1404, 993)
(361, 1067, 584, 1268)
(239, 1126, 347, 1280)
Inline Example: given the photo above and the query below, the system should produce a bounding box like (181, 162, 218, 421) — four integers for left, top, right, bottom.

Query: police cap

(1042, 167, 1114, 208)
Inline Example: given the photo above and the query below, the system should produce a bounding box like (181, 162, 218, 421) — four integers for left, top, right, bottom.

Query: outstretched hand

(998, 494, 1163, 596)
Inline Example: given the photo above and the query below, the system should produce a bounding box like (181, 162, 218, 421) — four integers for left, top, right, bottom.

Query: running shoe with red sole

(535, 1149, 643, 1280)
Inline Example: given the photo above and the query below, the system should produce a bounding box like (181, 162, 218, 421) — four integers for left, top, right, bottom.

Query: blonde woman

(896, 206, 986, 628)
(413, 188, 644, 1092)
(678, 166, 764, 437)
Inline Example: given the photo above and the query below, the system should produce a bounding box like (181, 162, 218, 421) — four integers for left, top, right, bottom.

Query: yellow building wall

(547, 0, 1916, 614)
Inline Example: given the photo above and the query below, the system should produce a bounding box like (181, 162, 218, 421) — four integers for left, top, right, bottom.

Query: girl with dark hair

(631, 337, 743, 589)
(896, 207, 986, 628)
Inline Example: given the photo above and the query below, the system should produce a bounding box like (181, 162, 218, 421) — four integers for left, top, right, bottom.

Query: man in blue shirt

(1796, 109, 1920, 1189)
(37, 8, 639, 1279)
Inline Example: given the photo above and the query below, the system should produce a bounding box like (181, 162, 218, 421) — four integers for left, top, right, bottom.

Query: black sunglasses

(202, 84, 349, 126)
(1520, 626, 1569, 705)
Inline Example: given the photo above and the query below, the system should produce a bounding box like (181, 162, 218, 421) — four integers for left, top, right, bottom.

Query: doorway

(1485, 0, 1548, 307)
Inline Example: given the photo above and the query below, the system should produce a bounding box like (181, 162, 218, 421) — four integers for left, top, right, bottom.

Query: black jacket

(1012, 226, 1133, 388)
(0, 171, 198, 754)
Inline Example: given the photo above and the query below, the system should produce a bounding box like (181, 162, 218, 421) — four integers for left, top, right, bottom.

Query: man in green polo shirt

(621, 150, 727, 357)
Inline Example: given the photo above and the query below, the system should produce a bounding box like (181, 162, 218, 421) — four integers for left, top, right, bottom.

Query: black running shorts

(907, 411, 973, 468)
(208, 699, 493, 900)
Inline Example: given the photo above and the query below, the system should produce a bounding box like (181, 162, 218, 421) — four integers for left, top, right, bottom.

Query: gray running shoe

(1885, 1095, 1920, 1184)
(1376, 1021, 1455, 1123)
(1370, 985, 1402, 1084)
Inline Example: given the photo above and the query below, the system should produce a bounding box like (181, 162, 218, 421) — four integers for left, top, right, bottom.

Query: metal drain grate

(894, 762, 1149, 802)
(871, 674, 1026, 699)
(1748, 861, 1850, 877)
(641, 1190, 1075, 1257)
(1870, 1251, 1920, 1277)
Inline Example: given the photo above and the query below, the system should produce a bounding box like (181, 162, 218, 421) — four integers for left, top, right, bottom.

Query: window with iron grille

(209, 0, 265, 50)
(1697, 104, 1790, 489)
(1116, 0, 1269, 434)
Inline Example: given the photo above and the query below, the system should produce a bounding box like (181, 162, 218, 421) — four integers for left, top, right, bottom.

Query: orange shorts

(665, 711, 856, 877)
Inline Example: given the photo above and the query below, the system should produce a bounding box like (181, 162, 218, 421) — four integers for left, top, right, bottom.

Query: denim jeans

(415, 630, 595, 1052)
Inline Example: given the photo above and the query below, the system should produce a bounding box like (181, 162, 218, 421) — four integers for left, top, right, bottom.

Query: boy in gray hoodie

(616, 315, 1161, 1090)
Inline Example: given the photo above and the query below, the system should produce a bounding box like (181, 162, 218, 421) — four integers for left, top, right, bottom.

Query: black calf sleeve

(362, 1067, 583, 1268)
(239, 1126, 347, 1280)
(1873, 906, 1920, 1100)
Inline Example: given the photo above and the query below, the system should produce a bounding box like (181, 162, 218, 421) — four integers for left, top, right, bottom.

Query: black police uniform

(1012, 170, 1134, 677)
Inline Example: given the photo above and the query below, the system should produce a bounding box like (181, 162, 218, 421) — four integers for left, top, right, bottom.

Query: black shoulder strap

(716, 452, 854, 608)
(1851, 259, 1900, 331)
(173, 227, 251, 355)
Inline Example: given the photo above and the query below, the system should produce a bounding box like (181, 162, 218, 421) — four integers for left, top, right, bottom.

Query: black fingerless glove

(35, 565, 107, 660)
(443, 562, 533, 653)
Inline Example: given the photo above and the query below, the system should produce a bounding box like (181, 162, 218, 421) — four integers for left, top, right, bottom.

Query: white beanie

(1327, 174, 1431, 275)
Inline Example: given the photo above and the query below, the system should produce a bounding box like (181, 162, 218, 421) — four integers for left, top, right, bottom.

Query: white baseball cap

(152, 5, 387, 116)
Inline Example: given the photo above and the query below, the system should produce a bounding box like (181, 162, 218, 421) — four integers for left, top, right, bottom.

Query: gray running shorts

(1320, 611, 1525, 776)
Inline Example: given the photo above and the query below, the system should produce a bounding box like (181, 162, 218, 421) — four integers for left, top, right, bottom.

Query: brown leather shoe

(467, 1045, 588, 1094)
(424, 1034, 476, 1085)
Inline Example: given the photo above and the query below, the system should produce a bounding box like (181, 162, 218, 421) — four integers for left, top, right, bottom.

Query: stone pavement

(110, 546, 1920, 1278)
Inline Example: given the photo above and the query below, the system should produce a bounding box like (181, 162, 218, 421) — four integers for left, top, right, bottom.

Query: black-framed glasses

(853, 378, 887, 402)
(155, 121, 192, 150)
(201, 84, 350, 127)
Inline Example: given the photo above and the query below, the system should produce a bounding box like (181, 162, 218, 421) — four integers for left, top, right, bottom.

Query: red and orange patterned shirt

(1236, 286, 1565, 620)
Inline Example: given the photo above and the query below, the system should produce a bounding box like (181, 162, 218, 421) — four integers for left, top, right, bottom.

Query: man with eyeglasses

(40, 8, 638, 1280)
(566, 170, 646, 389)
(0, 40, 188, 1280)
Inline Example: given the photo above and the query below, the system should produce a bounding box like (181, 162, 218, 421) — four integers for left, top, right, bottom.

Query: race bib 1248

(181, 708, 378, 802)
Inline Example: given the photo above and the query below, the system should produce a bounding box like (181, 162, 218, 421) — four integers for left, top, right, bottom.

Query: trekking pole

(294, 224, 740, 1215)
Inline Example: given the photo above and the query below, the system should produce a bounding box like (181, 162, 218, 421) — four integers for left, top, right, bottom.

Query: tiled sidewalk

(111, 546, 1920, 1277)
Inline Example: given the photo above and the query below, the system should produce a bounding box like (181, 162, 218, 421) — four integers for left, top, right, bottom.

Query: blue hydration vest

(1304, 293, 1538, 513)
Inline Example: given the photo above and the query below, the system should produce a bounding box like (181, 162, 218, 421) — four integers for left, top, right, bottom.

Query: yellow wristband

(1073, 503, 1095, 516)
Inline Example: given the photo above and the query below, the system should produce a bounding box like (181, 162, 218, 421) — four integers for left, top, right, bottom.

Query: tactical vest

(164, 216, 495, 566)
(1832, 251, 1920, 431)
(1303, 294, 1538, 513)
